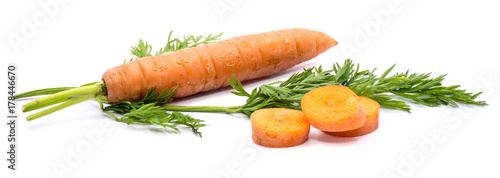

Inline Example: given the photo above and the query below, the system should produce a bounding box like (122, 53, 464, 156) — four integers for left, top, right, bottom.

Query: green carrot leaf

(127, 31, 223, 62)
(225, 59, 487, 114)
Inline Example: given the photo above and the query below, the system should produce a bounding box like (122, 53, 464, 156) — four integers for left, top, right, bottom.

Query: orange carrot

(251, 108, 310, 148)
(327, 96, 380, 137)
(301, 85, 366, 132)
(102, 28, 337, 103)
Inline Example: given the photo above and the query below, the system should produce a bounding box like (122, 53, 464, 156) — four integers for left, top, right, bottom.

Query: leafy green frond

(227, 59, 486, 114)
(120, 103, 205, 136)
(229, 75, 251, 97)
(97, 86, 205, 136)
(130, 39, 153, 59)
(127, 31, 223, 62)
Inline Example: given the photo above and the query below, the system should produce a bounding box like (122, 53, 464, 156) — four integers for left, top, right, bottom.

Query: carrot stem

(23, 81, 105, 121)
(15, 81, 98, 99)
(15, 87, 76, 99)
(23, 82, 104, 112)
(22, 97, 71, 112)
(26, 96, 92, 121)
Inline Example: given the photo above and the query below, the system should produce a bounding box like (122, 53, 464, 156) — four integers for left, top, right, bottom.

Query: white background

(2, 0, 500, 177)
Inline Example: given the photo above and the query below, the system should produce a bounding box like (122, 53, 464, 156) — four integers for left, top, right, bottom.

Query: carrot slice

(301, 85, 366, 132)
(251, 108, 310, 148)
(327, 96, 380, 137)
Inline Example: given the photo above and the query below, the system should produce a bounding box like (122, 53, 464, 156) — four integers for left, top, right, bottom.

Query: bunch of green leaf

(226, 59, 486, 113)
(346, 63, 486, 110)
(95, 87, 204, 136)
(127, 31, 223, 62)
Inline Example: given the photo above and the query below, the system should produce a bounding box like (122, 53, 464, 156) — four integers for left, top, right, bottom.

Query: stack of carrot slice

(251, 85, 380, 148)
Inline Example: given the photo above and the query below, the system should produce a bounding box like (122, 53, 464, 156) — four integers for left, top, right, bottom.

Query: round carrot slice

(327, 96, 380, 137)
(301, 85, 366, 132)
(251, 108, 310, 148)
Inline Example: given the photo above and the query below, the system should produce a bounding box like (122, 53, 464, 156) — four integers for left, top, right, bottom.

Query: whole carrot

(103, 28, 337, 102)
(22, 28, 337, 122)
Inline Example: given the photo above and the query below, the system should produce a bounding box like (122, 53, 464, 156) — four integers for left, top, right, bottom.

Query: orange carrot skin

(102, 28, 337, 103)
(301, 85, 366, 132)
(251, 108, 310, 148)
(327, 96, 380, 137)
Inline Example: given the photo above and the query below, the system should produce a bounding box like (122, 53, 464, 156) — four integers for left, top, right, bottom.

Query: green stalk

(161, 105, 241, 113)
(23, 82, 103, 112)
(26, 96, 92, 121)
(15, 81, 98, 99)
(23, 97, 71, 112)
(23, 81, 105, 121)
(15, 87, 76, 99)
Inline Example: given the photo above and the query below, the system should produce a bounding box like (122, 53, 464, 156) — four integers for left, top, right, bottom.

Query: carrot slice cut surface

(301, 85, 366, 132)
(251, 108, 310, 148)
(327, 96, 380, 137)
